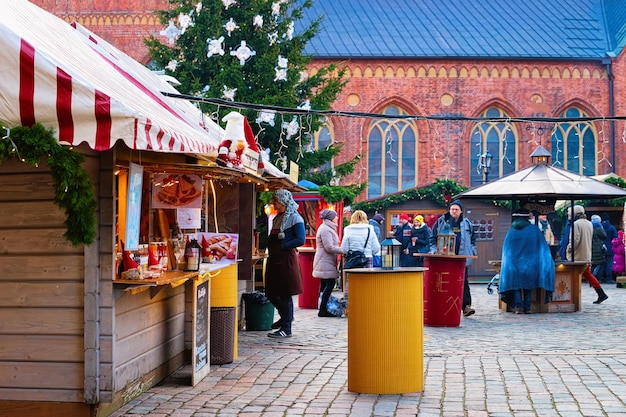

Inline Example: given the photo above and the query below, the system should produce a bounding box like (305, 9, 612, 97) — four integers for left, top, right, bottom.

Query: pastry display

(200, 233, 238, 264)
(155, 174, 201, 207)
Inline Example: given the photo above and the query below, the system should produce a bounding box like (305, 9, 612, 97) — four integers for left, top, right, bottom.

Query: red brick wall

(311, 58, 618, 189)
(30, 0, 171, 63)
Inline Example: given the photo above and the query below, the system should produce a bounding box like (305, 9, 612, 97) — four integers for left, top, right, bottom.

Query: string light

(162, 92, 626, 124)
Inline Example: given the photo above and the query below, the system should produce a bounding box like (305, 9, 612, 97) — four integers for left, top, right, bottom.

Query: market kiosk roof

(454, 146, 626, 202)
(0, 0, 222, 154)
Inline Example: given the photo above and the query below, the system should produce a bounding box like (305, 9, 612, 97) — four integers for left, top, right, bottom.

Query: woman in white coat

(312, 209, 345, 317)
(341, 210, 381, 268)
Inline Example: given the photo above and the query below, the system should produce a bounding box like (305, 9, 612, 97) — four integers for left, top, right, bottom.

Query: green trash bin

(242, 292, 274, 331)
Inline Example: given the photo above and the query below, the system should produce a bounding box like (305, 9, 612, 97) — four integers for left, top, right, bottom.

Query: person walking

(499, 208, 555, 314)
(566, 205, 609, 304)
(341, 210, 381, 268)
(590, 214, 607, 280)
(537, 214, 555, 245)
(558, 213, 572, 261)
(430, 200, 477, 317)
(369, 213, 385, 242)
(612, 230, 626, 277)
(394, 212, 412, 267)
(408, 214, 431, 267)
(368, 213, 385, 267)
(312, 209, 345, 317)
(265, 189, 306, 338)
(601, 213, 618, 283)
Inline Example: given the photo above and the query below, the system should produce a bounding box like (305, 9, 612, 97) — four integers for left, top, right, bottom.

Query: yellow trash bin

(347, 267, 424, 394)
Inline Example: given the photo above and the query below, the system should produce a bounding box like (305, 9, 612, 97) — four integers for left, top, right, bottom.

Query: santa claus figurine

(217, 112, 265, 173)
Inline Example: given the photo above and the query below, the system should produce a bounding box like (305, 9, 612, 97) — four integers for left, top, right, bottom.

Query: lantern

(380, 237, 402, 269)
(436, 223, 457, 255)
(184, 238, 201, 271)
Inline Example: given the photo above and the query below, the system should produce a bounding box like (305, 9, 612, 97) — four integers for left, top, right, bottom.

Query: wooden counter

(490, 260, 588, 313)
(113, 262, 235, 295)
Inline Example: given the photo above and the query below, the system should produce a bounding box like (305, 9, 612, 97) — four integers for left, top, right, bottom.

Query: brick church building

(30, 0, 626, 201)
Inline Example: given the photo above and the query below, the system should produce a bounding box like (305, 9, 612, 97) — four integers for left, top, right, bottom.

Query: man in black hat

(430, 200, 477, 317)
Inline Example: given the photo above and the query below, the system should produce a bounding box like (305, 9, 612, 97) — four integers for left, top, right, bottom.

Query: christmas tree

(146, 0, 360, 196)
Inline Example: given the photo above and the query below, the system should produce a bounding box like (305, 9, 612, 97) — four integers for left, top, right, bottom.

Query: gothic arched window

(367, 106, 418, 199)
(470, 107, 518, 186)
(551, 107, 597, 175)
(312, 118, 334, 172)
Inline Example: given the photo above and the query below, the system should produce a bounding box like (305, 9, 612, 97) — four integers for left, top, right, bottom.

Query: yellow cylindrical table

(346, 267, 425, 394)
(203, 263, 239, 359)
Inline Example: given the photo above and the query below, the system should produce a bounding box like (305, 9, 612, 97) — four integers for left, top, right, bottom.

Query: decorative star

(166, 60, 178, 72)
(271, 2, 281, 16)
(230, 41, 256, 65)
(206, 36, 225, 57)
(253, 15, 264, 28)
(256, 111, 276, 126)
(268, 32, 278, 45)
(224, 17, 239, 36)
(178, 12, 194, 34)
(222, 86, 237, 101)
(160, 20, 181, 45)
(277, 55, 288, 69)
(283, 116, 299, 138)
(222, 0, 237, 9)
(284, 22, 294, 40)
(274, 67, 288, 82)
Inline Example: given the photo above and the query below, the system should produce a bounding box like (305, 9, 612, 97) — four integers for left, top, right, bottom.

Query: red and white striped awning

(0, 0, 222, 154)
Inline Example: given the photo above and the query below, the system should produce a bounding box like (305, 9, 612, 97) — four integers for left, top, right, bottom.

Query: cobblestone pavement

(111, 284, 626, 417)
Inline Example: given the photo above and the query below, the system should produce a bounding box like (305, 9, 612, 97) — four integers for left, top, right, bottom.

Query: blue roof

(300, 0, 626, 60)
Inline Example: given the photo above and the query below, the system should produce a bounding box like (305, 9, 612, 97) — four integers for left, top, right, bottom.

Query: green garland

(318, 184, 365, 205)
(352, 178, 469, 212)
(0, 124, 97, 246)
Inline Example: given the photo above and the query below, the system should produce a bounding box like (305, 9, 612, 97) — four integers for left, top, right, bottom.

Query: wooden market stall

(454, 146, 626, 313)
(0, 2, 266, 416)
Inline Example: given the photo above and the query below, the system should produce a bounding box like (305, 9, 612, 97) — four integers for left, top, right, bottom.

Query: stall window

(469, 107, 518, 186)
(472, 218, 494, 241)
(367, 106, 418, 199)
(551, 107, 597, 175)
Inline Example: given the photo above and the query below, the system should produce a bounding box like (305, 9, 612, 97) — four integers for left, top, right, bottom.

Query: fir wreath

(0, 123, 97, 246)
(352, 178, 470, 213)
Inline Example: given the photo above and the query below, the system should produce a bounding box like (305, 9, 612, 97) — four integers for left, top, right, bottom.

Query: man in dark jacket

(430, 201, 477, 316)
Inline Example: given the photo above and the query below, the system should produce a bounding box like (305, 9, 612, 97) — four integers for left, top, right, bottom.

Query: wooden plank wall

(0, 158, 88, 404)
(100, 150, 187, 410)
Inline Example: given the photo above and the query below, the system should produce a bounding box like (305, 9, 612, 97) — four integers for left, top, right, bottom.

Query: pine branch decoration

(0, 124, 97, 246)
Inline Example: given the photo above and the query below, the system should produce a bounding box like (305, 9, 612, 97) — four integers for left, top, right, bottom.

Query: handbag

(326, 295, 347, 317)
(344, 229, 370, 269)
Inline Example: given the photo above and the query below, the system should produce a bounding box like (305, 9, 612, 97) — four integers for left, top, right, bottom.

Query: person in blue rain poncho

(499, 208, 555, 314)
